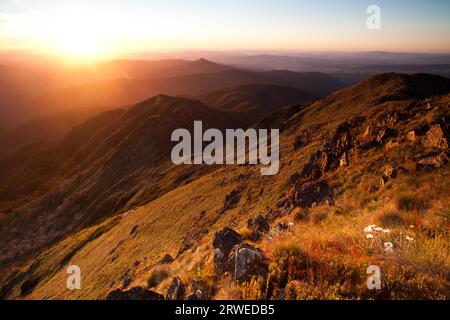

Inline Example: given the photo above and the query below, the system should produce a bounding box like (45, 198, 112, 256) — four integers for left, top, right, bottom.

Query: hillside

(0, 95, 237, 270)
(0, 106, 120, 155)
(0, 73, 449, 300)
(262, 70, 346, 97)
(199, 84, 316, 126)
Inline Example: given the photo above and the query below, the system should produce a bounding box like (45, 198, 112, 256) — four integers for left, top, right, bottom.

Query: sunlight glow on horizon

(0, 0, 449, 63)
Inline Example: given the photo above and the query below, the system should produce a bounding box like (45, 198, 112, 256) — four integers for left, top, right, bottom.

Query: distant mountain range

(0, 59, 345, 154)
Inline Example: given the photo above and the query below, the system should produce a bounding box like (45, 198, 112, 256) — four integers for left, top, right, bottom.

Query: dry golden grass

(251, 167, 450, 300)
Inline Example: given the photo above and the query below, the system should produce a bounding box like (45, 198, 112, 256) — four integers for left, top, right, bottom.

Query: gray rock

(213, 227, 243, 274)
(228, 243, 267, 281)
(166, 276, 185, 300)
(188, 290, 206, 300)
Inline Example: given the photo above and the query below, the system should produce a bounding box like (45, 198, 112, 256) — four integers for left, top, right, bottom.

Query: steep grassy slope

(0, 73, 449, 300)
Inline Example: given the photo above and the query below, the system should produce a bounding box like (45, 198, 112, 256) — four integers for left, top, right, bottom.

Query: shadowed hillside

(0, 95, 237, 257)
(200, 84, 316, 126)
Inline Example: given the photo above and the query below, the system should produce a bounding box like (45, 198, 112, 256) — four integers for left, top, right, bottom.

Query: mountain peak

(196, 57, 210, 63)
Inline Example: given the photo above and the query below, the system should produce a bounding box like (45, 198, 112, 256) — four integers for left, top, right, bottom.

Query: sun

(54, 28, 107, 63)
(49, 12, 110, 63)
(58, 34, 103, 58)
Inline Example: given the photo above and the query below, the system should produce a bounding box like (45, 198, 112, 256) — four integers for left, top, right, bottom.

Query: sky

(0, 0, 449, 60)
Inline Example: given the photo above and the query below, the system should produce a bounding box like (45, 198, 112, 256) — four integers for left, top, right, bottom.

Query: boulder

(213, 227, 243, 274)
(416, 152, 448, 170)
(213, 248, 227, 274)
(407, 131, 416, 142)
(228, 243, 268, 281)
(339, 153, 349, 167)
(106, 287, 164, 300)
(176, 242, 193, 258)
(363, 126, 372, 138)
(213, 227, 243, 255)
(301, 122, 355, 179)
(385, 140, 400, 150)
(158, 254, 174, 265)
(187, 290, 206, 300)
(386, 112, 402, 126)
(291, 180, 334, 208)
(423, 124, 449, 150)
(380, 165, 398, 185)
(301, 150, 328, 180)
(166, 276, 185, 300)
(376, 128, 398, 144)
(220, 189, 241, 213)
(327, 122, 356, 170)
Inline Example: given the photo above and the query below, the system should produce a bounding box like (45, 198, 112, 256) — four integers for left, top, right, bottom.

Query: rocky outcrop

(158, 254, 174, 265)
(212, 228, 267, 280)
(227, 243, 268, 281)
(213, 227, 243, 274)
(280, 180, 333, 209)
(301, 122, 356, 180)
(176, 242, 193, 258)
(188, 290, 206, 300)
(376, 128, 398, 144)
(166, 276, 185, 300)
(106, 287, 164, 300)
(220, 189, 241, 213)
(415, 152, 448, 170)
(423, 123, 449, 150)
(380, 165, 398, 185)
(188, 280, 210, 300)
(301, 150, 329, 180)
(407, 130, 417, 142)
(385, 140, 400, 150)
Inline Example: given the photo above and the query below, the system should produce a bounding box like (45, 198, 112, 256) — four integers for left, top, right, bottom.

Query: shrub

(285, 280, 342, 300)
(268, 240, 309, 288)
(240, 276, 265, 300)
(401, 234, 450, 278)
(395, 192, 430, 212)
(377, 210, 404, 227)
(434, 206, 450, 220)
(367, 201, 381, 212)
(368, 264, 449, 300)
